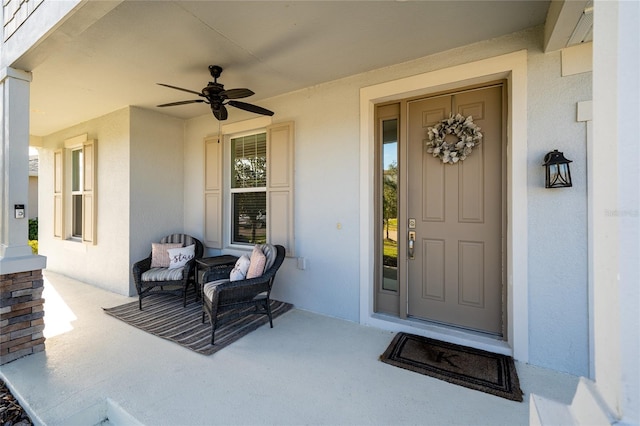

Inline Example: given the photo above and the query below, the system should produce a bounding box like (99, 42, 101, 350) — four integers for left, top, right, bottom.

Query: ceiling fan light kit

(157, 65, 274, 121)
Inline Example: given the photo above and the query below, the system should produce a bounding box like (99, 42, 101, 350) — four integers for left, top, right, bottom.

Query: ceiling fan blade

(157, 99, 205, 107)
(212, 105, 228, 121)
(228, 100, 274, 116)
(157, 83, 203, 97)
(221, 88, 254, 99)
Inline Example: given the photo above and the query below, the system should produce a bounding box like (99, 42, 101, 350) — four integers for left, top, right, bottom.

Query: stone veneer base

(0, 270, 45, 364)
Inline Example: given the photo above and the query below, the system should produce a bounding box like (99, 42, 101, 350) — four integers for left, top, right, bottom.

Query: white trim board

(359, 49, 529, 362)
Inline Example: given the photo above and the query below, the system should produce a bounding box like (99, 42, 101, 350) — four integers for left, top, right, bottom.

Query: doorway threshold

(369, 312, 513, 357)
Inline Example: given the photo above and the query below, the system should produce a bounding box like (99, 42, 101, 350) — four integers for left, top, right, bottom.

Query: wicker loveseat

(201, 244, 286, 344)
(132, 233, 204, 309)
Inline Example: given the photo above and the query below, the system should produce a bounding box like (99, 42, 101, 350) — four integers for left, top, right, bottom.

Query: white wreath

(425, 114, 483, 164)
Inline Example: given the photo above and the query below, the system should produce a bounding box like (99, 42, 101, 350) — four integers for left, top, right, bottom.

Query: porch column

(0, 67, 47, 364)
(590, 0, 639, 423)
(0, 67, 45, 271)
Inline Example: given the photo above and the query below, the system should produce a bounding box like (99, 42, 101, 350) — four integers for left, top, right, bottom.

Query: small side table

(196, 255, 238, 298)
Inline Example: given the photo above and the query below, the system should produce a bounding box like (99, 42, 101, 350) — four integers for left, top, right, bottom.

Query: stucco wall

(39, 107, 131, 295)
(527, 47, 590, 376)
(183, 26, 591, 376)
(129, 107, 185, 295)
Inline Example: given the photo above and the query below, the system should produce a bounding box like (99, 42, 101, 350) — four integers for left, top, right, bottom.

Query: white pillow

(229, 255, 251, 281)
(167, 244, 196, 270)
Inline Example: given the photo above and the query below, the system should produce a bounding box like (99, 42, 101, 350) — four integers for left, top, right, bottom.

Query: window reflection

(231, 133, 267, 245)
(382, 119, 398, 292)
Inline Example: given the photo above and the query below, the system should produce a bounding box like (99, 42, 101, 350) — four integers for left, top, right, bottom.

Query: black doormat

(103, 294, 292, 356)
(380, 332, 523, 402)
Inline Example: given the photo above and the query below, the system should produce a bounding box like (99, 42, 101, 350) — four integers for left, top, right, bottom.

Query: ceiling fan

(156, 65, 274, 121)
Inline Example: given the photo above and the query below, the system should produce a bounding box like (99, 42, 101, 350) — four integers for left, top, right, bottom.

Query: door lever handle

(408, 231, 416, 260)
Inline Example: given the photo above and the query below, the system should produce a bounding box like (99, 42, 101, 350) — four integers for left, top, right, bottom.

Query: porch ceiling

(18, 1, 561, 137)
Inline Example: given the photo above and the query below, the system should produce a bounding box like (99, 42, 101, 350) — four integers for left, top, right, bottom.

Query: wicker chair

(132, 234, 204, 309)
(201, 244, 286, 344)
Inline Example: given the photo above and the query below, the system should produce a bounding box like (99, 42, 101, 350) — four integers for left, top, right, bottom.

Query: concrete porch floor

(0, 271, 579, 426)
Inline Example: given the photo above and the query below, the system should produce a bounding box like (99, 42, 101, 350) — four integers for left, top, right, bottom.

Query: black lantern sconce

(543, 150, 572, 188)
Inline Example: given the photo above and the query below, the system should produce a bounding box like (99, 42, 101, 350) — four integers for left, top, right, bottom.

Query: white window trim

(226, 128, 269, 250)
(55, 133, 97, 245)
(63, 135, 85, 242)
(69, 146, 83, 239)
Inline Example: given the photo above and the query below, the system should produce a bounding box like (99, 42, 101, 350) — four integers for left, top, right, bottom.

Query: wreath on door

(425, 114, 483, 164)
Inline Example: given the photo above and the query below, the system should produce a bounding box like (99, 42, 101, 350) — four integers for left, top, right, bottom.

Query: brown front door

(406, 84, 505, 335)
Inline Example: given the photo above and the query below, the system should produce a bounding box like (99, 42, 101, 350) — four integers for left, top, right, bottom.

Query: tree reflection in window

(382, 119, 398, 292)
(231, 133, 267, 244)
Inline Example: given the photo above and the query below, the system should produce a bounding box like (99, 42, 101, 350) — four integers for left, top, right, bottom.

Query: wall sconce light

(543, 150, 572, 188)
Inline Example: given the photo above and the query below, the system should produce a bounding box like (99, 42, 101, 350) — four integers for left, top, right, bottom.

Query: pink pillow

(246, 245, 267, 279)
(150, 243, 183, 268)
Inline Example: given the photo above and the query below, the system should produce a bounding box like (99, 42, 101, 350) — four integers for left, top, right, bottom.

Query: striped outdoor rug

(103, 294, 293, 355)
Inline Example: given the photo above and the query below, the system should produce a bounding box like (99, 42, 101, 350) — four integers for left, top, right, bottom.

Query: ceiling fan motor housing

(157, 64, 273, 121)
(203, 83, 224, 98)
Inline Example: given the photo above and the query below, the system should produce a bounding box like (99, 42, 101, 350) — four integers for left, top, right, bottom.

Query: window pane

(71, 147, 84, 239)
(382, 119, 398, 292)
(232, 192, 267, 245)
(232, 133, 267, 189)
(72, 194, 82, 238)
(72, 149, 83, 192)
